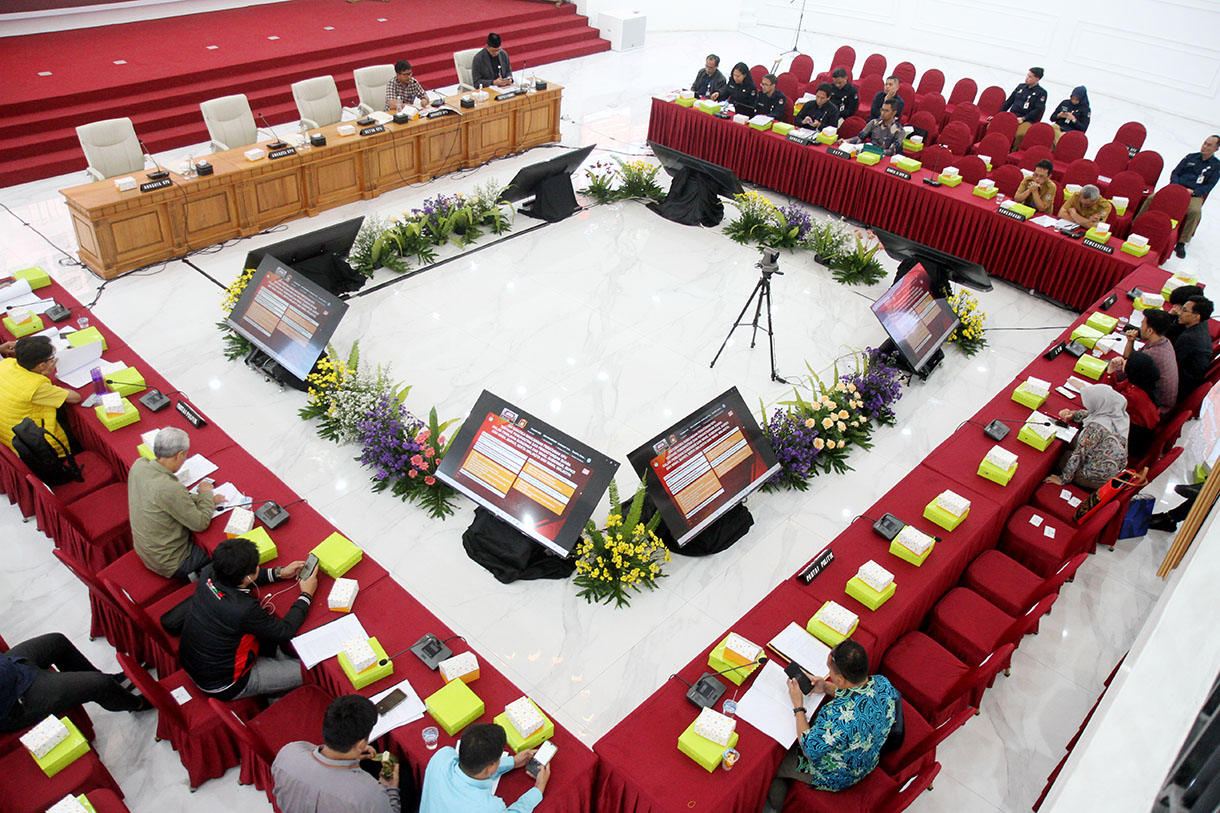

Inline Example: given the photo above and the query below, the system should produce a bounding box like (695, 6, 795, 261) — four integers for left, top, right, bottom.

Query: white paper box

(1025, 377, 1051, 398)
(114, 176, 137, 191)
(978, 155, 991, 166)
(101, 391, 125, 415)
(680, 90, 695, 99)
(943, 166, 959, 177)
(438, 651, 478, 683)
(505, 697, 545, 738)
(1065, 184, 1082, 197)
(1127, 234, 1149, 248)
(815, 601, 858, 636)
(910, 135, 923, 144)
(47, 796, 90, 813)
(723, 632, 762, 664)
(1020, 168, 1034, 178)
(732, 114, 749, 125)
(895, 525, 935, 557)
(1112, 196, 1129, 209)
(822, 126, 837, 136)
(936, 490, 971, 517)
(20, 715, 69, 758)
(337, 124, 357, 136)
(977, 178, 995, 189)
(1026, 411, 1056, 440)
(693, 707, 736, 746)
(342, 638, 377, 673)
(857, 560, 895, 592)
(328, 578, 359, 612)
(224, 507, 255, 537)
(1139, 292, 1165, 308)
(1096, 222, 1111, 234)
(749, 115, 774, 127)
(984, 445, 1018, 471)
(244, 148, 265, 161)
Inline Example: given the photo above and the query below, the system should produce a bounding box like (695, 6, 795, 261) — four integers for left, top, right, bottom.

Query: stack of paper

(368, 679, 427, 740)
(175, 454, 218, 488)
(735, 660, 820, 748)
(291, 614, 370, 669)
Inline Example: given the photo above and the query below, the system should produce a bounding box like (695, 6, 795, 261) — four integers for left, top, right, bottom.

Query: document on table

(210, 482, 251, 516)
(292, 614, 369, 669)
(175, 454, 218, 488)
(735, 660, 820, 748)
(369, 679, 427, 740)
(54, 342, 108, 388)
(767, 621, 832, 675)
(1031, 215, 1059, 228)
(0, 279, 34, 306)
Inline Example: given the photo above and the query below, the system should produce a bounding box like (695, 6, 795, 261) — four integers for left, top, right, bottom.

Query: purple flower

(841, 348, 905, 425)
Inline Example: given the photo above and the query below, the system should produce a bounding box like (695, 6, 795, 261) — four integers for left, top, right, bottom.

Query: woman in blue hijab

(1051, 85, 1090, 143)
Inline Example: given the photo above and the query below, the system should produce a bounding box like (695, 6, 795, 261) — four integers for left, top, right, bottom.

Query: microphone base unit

(255, 500, 290, 529)
(146, 170, 169, 181)
(873, 513, 906, 541)
(410, 633, 452, 670)
(266, 141, 288, 150)
(983, 419, 1011, 441)
(686, 674, 727, 709)
(44, 303, 71, 322)
(139, 388, 172, 412)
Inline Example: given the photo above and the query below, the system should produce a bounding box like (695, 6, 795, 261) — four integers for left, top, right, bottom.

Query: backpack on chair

(11, 418, 83, 486)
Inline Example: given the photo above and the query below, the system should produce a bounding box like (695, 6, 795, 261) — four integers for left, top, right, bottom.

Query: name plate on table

(787, 133, 813, 146)
(360, 124, 387, 136)
(885, 166, 912, 180)
(998, 207, 1028, 222)
(826, 147, 852, 159)
(797, 547, 835, 584)
(268, 146, 297, 160)
(1083, 238, 1115, 254)
(139, 178, 173, 192)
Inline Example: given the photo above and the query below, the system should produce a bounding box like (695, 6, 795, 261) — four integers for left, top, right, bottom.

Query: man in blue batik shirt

(1158, 134, 1220, 258)
(419, 722, 550, 813)
(767, 640, 899, 808)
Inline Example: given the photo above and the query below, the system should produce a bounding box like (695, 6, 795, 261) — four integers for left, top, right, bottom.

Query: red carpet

(0, 0, 607, 187)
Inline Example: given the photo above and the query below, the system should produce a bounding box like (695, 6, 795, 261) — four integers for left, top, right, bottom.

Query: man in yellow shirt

(0, 336, 81, 456)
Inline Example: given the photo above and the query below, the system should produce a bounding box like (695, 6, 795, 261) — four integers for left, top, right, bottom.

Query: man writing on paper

(419, 722, 550, 813)
(767, 641, 898, 807)
(472, 33, 513, 89)
(128, 426, 222, 580)
(845, 100, 904, 157)
(272, 694, 401, 813)
(0, 336, 80, 455)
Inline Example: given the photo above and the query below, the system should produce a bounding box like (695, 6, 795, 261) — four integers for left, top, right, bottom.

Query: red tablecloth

(647, 99, 1148, 310)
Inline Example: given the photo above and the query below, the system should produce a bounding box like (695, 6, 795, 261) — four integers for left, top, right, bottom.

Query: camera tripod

(710, 254, 788, 383)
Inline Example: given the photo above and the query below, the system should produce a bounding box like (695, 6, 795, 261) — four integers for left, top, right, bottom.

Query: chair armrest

(300, 117, 320, 130)
(210, 140, 230, 153)
(356, 102, 374, 116)
(85, 166, 105, 182)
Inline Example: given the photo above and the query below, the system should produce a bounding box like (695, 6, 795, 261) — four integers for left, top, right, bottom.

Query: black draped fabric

(648, 168, 725, 226)
(461, 507, 576, 584)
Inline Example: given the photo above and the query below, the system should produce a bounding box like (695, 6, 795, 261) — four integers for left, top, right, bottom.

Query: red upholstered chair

(25, 474, 130, 572)
(1000, 502, 1120, 578)
(976, 85, 1006, 117)
(833, 45, 856, 72)
(117, 652, 258, 791)
(781, 706, 972, 813)
(782, 759, 945, 813)
(964, 551, 1088, 618)
(0, 743, 124, 813)
(777, 72, 799, 105)
(1115, 121, 1147, 152)
(914, 93, 945, 130)
(1145, 183, 1193, 247)
(946, 77, 977, 111)
(53, 548, 147, 659)
(0, 443, 118, 524)
(1061, 159, 1099, 189)
(790, 54, 814, 83)
(956, 156, 987, 184)
(897, 82, 916, 123)
(858, 75, 884, 107)
(947, 101, 979, 134)
(1180, 378, 1216, 420)
(1054, 130, 1089, 166)
(937, 121, 973, 157)
(989, 165, 1024, 197)
(883, 636, 1014, 726)
(1128, 149, 1164, 190)
(208, 685, 333, 798)
(838, 116, 865, 140)
(1017, 146, 1054, 173)
(879, 698, 933, 785)
(1129, 210, 1174, 264)
(972, 132, 1012, 164)
(920, 144, 955, 174)
(1011, 122, 1054, 161)
(750, 64, 766, 86)
(103, 576, 191, 677)
(1094, 141, 1131, 180)
(861, 53, 887, 79)
(915, 68, 945, 100)
(1106, 170, 1152, 237)
(985, 111, 1019, 147)
(927, 587, 1059, 675)
(909, 111, 940, 144)
(892, 61, 916, 86)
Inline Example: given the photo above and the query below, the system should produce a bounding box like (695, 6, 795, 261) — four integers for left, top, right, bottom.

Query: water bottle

(299, 122, 312, 151)
(185, 154, 196, 180)
(90, 367, 108, 396)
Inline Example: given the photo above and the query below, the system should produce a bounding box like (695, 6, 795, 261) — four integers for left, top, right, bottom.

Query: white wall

(575, 0, 744, 33)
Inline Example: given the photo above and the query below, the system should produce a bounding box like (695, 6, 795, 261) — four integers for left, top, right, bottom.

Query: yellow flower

(804, 417, 816, 428)
(822, 417, 835, 430)
(838, 410, 849, 420)
(814, 437, 825, 450)
(826, 439, 837, 449)
(837, 421, 846, 432)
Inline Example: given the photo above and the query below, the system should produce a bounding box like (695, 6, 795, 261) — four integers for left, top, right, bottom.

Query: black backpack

(11, 417, 83, 486)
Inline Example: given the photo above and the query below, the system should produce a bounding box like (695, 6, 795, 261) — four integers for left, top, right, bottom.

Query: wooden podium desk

(61, 84, 563, 279)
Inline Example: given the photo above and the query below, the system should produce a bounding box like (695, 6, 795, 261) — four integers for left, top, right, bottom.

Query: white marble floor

(0, 28, 1211, 813)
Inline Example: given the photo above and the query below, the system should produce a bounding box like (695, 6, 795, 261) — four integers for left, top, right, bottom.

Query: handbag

(1119, 494, 1156, 539)
(1073, 468, 1147, 523)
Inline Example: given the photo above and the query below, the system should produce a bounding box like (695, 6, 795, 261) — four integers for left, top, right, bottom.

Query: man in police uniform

(1002, 67, 1047, 148)
(827, 68, 859, 119)
(1156, 135, 1220, 258)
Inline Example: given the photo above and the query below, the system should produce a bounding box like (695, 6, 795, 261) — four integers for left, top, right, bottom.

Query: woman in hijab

(1108, 350, 1161, 459)
(711, 61, 757, 115)
(1046, 383, 1128, 489)
(1050, 86, 1090, 144)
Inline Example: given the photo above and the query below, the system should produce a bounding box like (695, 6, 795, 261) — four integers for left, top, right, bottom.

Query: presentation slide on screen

(226, 256, 347, 380)
(436, 391, 619, 555)
(627, 388, 780, 546)
(871, 265, 959, 371)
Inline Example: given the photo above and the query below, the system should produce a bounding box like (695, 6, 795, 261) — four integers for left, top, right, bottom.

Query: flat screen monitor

(435, 390, 620, 556)
(627, 387, 780, 546)
(224, 255, 349, 381)
(870, 264, 960, 373)
(647, 140, 743, 199)
(871, 228, 992, 293)
(242, 217, 366, 296)
(501, 143, 597, 204)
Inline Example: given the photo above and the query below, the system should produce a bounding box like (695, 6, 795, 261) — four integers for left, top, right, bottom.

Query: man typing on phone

(419, 722, 549, 812)
(767, 641, 898, 807)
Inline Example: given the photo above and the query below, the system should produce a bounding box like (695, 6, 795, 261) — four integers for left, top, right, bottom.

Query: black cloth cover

(462, 507, 576, 583)
(649, 167, 725, 227)
(625, 495, 753, 557)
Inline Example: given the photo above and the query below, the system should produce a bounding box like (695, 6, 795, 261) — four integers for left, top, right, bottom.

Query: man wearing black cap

(1002, 67, 1048, 148)
(472, 33, 513, 89)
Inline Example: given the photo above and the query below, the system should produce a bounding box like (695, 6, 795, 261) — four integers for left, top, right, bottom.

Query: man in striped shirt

(385, 60, 430, 112)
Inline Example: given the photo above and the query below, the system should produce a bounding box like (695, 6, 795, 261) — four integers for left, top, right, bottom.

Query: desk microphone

(404, 634, 465, 669)
(138, 138, 170, 180)
(256, 113, 288, 149)
(958, 416, 1063, 442)
(673, 656, 769, 709)
(252, 497, 305, 530)
(138, 388, 179, 412)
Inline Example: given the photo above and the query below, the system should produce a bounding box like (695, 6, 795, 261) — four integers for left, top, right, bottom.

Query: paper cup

(722, 748, 740, 770)
(910, 135, 923, 144)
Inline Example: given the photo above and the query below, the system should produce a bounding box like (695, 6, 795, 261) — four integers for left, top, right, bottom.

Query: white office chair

(76, 117, 145, 181)
(291, 75, 344, 129)
(353, 64, 396, 115)
(199, 94, 258, 152)
(454, 48, 481, 91)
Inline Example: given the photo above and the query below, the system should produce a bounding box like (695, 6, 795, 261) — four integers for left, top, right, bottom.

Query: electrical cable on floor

(0, 201, 86, 271)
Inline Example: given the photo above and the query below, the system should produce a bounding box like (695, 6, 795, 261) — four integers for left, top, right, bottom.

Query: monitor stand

(648, 167, 724, 227)
(460, 507, 576, 583)
(625, 493, 754, 557)
(520, 174, 579, 222)
(879, 338, 944, 382)
(244, 348, 309, 391)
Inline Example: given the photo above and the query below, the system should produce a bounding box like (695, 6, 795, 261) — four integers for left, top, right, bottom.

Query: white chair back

(199, 94, 257, 152)
(454, 48, 481, 90)
(76, 117, 144, 181)
(354, 64, 396, 115)
(291, 75, 342, 129)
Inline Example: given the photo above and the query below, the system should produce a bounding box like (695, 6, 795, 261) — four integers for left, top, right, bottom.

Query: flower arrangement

(724, 191, 781, 245)
(804, 218, 850, 264)
(216, 268, 256, 360)
(580, 161, 619, 204)
(946, 288, 988, 356)
(356, 392, 460, 519)
(578, 158, 667, 204)
(840, 348, 906, 426)
(344, 215, 391, 277)
(828, 229, 886, 285)
(573, 479, 669, 608)
(298, 344, 363, 442)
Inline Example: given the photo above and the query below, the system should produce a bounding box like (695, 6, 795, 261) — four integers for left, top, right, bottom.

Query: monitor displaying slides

(627, 388, 780, 546)
(435, 391, 619, 556)
(870, 264, 960, 373)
